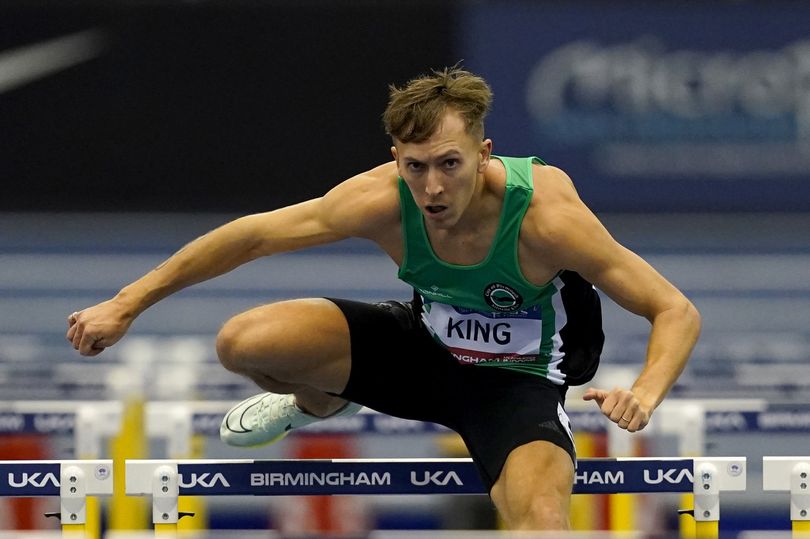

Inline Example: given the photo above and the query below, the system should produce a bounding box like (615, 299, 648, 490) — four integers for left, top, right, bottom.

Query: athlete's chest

(426, 226, 498, 266)
(382, 222, 559, 287)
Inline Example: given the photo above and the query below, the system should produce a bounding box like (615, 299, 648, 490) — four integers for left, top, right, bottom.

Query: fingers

(581, 387, 607, 402)
(66, 311, 79, 341)
(621, 412, 648, 432)
(616, 406, 644, 432)
(66, 310, 107, 356)
(78, 332, 104, 355)
(588, 387, 650, 433)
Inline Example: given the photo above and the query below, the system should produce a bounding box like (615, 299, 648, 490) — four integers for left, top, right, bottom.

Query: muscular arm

(117, 199, 345, 317)
(67, 164, 400, 355)
(532, 167, 701, 430)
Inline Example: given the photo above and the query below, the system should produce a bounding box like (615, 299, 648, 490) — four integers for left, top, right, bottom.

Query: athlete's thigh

(329, 298, 457, 424)
(490, 440, 574, 529)
(219, 297, 352, 394)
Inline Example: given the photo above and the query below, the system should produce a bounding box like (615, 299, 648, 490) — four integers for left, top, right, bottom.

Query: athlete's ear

(390, 145, 399, 164)
(478, 139, 493, 172)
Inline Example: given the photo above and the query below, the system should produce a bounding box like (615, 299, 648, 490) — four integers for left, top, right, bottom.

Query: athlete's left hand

(582, 387, 651, 433)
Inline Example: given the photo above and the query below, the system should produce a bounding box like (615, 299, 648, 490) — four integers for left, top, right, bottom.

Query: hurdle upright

(0, 460, 113, 538)
(126, 456, 745, 538)
(0, 401, 122, 539)
(763, 457, 810, 537)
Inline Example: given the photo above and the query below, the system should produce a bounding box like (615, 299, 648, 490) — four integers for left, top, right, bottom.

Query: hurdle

(126, 456, 745, 538)
(150, 400, 769, 534)
(0, 460, 113, 538)
(0, 401, 123, 459)
(0, 401, 123, 539)
(763, 457, 810, 537)
(155, 399, 775, 534)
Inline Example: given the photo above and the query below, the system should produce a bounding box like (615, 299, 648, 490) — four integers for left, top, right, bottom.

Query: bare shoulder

(321, 161, 400, 240)
(523, 164, 595, 245)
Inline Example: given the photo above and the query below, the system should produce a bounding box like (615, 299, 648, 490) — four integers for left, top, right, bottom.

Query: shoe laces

(255, 394, 298, 432)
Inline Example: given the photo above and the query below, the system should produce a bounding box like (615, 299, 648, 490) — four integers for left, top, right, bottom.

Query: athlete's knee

(510, 494, 569, 530)
(216, 315, 249, 373)
(216, 303, 304, 375)
(216, 310, 277, 374)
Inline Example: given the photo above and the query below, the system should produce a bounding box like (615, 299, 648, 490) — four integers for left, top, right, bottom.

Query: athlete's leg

(215, 298, 351, 416)
(488, 440, 574, 530)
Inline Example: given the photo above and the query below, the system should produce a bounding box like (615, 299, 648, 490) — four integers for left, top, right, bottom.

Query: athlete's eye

(444, 159, 459, 169)
(407, 162, 425, 172)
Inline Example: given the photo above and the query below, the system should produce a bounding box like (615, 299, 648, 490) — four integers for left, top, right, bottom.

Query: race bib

(421, 300, 543, 365)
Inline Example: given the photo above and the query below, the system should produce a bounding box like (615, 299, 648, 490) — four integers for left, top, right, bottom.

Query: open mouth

(425, 205, 447, 215)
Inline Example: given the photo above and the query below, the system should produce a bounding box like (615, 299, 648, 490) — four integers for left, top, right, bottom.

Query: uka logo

(644, 468, 693, 484)
(410, 471, 463, 487)
(8, 472, 60, 488)
(179, 472, 231, 489)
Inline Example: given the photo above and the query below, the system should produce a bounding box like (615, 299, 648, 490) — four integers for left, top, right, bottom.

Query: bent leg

(489, 440, 574, 530)
(216, 298, 352, 416)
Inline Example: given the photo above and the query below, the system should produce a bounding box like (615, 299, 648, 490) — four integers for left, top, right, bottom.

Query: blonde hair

(383, 67, 493, 143)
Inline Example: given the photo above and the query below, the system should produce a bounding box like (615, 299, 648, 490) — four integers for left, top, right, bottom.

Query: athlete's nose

(424, 168, 444, 196)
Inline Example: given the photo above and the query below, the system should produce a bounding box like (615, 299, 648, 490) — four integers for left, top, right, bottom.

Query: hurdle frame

(762, 456, 810, 536)
(0, 402, 122, 539)
(0, 460, 113, 537)
(126, 456, 745, 538)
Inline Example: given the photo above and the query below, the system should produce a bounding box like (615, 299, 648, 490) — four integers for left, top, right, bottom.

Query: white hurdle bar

(126, 457, 745, 532)
(0, 401, 123, 459)
(0, 460, 113, 534)
(763, 456, 810, 535)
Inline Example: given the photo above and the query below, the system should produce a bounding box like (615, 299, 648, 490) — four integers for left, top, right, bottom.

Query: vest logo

(484, 283, 523, 312)
(179, 472, 231, 489)
(410, 471, 463, 486)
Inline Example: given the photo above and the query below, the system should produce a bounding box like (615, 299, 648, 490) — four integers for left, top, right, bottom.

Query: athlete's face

(392, 110, 491, 230)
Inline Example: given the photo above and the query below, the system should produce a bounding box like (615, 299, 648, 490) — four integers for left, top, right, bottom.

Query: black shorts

(327, 298, 577, 493)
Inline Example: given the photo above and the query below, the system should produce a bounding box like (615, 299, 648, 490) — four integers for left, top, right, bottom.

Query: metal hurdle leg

(151, 463, 181, 536)
(763, 457, 810, 537)
(60, 461, 114, 539)
(75, 403, 122, 539)
(146, 402, 203, 533)
(0, 460, 112, 539)
(692, 460, 722, 539)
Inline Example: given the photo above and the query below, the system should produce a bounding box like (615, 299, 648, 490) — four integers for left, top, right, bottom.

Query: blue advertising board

(459, 2, 810, 211)
(0, 463, 61, 496)
(172, 458, 694, 496)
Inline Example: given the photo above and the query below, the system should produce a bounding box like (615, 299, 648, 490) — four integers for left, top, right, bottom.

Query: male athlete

(67, 67, 700, 530)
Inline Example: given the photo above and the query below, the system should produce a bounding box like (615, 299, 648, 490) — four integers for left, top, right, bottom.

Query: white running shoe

(219, 392, 363, 447)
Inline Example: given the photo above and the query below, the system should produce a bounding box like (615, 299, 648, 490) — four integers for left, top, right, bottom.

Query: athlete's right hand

(66, 299, 134, 356)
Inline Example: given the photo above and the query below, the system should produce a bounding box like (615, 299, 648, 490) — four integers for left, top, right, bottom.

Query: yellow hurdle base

(794, 519, 810, 536)
(695, 520, 719, 539)
(155, 522, 179, 537)
(61, 523, 86, 538)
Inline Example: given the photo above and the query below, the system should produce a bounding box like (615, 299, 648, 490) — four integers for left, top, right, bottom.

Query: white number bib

(421, 301, 543, 365)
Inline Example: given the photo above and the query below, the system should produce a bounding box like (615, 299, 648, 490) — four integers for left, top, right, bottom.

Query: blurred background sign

(459, 2, 810, 212)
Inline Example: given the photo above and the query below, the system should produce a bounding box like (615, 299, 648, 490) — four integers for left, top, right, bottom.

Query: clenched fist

(66, 299, 134, 356)
(582, 387, 652, 433)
